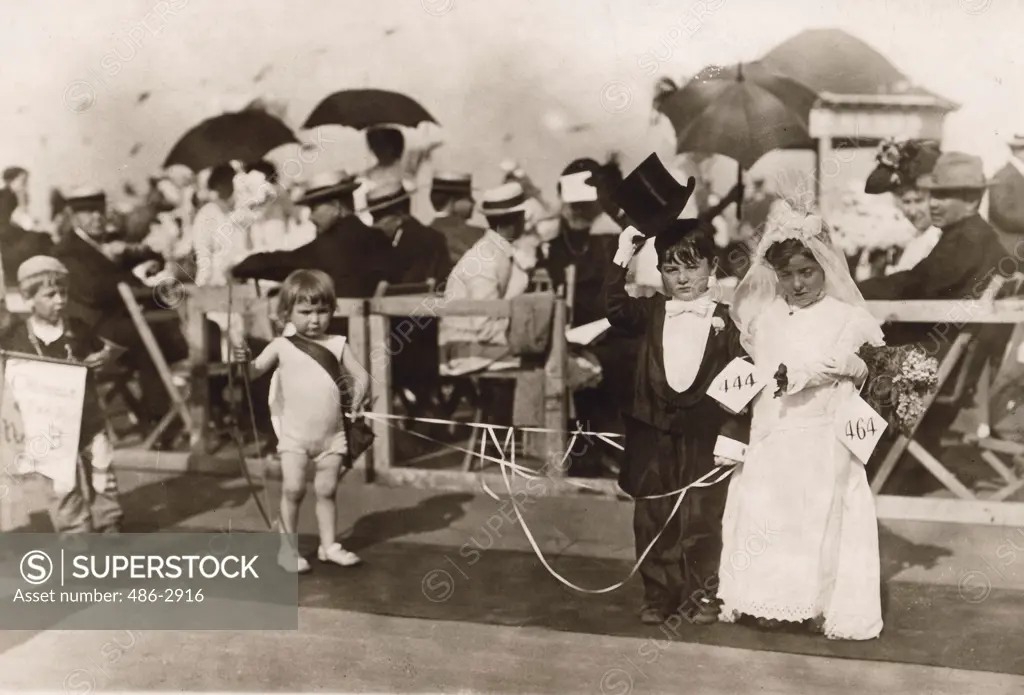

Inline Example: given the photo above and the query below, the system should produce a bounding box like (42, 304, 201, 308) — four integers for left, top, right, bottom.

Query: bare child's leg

(278, 451, 311, 572)
(313, 453, 361, 567)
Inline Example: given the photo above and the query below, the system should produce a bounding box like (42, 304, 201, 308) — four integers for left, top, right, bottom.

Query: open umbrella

(655, 61, 819, 216)
(303, 89, 438, 130)
(163, 111, 299, 171)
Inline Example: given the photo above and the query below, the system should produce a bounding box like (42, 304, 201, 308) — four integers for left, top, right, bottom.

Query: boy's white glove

(613, 226, 645, 268)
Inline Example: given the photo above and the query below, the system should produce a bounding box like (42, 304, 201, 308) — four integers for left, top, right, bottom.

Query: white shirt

(888, 226, 941, 274)
(28, 316, 65, 345)
(662, 293, 716, 393)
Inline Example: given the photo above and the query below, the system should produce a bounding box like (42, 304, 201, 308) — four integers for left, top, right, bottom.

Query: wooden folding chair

(871, 275, 1024, 500)
(117, 282, 196, 450)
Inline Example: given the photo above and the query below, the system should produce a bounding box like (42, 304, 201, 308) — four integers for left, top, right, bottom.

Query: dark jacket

(604, 263, 750, 440)
(389, 217, 453, 289)
(55, 230, 186, 363)
(859, 213, 1010, 302)
(1, 317, 106, 444)
(430, 214, 485, 266)
(231, 215, 391, 298)
(989, 162, 1024, 242)
(534, 224, 617, 329)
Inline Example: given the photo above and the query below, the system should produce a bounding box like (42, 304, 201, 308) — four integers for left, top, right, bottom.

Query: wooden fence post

(367, 311, 393, 480)
(345, 301, 372, 479)
(186, 294, 209, 467)
(544, 298, 568, 477)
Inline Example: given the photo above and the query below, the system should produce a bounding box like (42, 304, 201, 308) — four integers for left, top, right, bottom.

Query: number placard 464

(844, 417, 878, 441)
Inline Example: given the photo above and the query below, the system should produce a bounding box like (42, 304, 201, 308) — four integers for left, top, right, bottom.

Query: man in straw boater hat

(54, 185, 188, 445)
(439, 181, 537, 377)
(988, 133, 1024, 251)
(429, 171, 485, 264)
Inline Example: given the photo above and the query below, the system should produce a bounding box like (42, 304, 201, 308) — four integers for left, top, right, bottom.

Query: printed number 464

(845, 418, 877, 441)
(721, 374, 756, 393)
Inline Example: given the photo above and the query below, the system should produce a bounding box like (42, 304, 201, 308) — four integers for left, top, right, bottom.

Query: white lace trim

(720, 602, 883, 641)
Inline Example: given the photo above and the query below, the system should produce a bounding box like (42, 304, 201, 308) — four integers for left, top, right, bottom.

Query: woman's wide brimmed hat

(865, 139, 941, 195)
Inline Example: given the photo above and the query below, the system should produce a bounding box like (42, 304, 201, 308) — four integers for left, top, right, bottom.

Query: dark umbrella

(163, 111, 299, 171)
(655, 61, 819, 217)
(303, 89, 438, 130)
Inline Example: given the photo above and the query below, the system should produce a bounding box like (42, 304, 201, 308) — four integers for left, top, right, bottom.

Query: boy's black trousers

(621, 415, 729, 613)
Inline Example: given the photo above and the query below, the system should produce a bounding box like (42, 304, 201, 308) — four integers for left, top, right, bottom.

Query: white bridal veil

(730, 201, 874, 354)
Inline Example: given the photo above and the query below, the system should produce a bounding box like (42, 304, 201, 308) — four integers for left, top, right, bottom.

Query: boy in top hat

(430, 172, 485, 263)
(3, 256, 123, 534)
(601, 155, 750, 626)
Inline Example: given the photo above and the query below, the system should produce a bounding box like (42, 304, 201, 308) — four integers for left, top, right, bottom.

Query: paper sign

(835, 393, 887, 465)
(559, 171, 598, 203)
(1, 355, 88, 493)
(707, 358, 767, 412)
(566, 318, 611, 346)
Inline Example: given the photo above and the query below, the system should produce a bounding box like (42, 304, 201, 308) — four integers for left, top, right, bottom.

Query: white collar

(665, 291, 716, 318)
(28, 316, 65, 345)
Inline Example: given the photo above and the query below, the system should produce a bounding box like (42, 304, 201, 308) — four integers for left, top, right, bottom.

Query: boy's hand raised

(613, 227, 646, 268)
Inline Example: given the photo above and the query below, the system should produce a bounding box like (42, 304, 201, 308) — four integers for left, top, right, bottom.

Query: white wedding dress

(718, 295, 884, 640)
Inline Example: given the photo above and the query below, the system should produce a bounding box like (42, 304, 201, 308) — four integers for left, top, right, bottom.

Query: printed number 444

(721, 374, 756, 393)
(845, 418, 877, 441)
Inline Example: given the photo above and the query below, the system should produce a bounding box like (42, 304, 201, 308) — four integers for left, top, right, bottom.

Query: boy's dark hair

(654, 219, 717, 268)
(764, 238, 816, 270)
(277, 269, 336, 325)
(207, 164, 236, 201)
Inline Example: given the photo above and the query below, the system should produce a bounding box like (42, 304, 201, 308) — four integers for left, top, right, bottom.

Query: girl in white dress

(718, 203, 885, 640)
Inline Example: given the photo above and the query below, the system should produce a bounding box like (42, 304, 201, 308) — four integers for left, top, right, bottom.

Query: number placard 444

(707, 358, 766, 413)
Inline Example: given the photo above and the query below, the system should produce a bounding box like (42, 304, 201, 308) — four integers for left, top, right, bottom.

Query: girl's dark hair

(278, 269, 336, 325)
(764, 238, 815, 270)
(654, 219, 716, 268)
(207, 164, 236, 200)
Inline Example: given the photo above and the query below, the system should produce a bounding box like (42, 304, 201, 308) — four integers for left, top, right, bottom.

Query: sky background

(1, 0, 1021, 219)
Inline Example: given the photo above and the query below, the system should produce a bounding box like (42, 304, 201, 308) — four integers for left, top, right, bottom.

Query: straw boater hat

(478, 182, 530, 220)
(17, 255, 68, 286)
(61, 186, 106, 213)
(431, 172, 474, 197)
(917, 152, 990, 191)
(296, 170, 359, 206)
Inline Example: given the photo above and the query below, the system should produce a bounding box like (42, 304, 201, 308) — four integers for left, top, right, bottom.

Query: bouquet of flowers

(857, 343, 939, 436)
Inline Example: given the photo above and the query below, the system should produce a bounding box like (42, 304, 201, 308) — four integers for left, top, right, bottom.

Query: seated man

(429, 172, 485, 264)
(439, 182, 536, 376)
(55, 186, 188, 444)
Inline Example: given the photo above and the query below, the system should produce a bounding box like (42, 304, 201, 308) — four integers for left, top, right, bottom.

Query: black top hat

(611, 153, 695, 238)
(865, 139, 941, 195)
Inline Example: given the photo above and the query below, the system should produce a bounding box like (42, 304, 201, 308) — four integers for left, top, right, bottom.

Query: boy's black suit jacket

(603, 264, 750, 444)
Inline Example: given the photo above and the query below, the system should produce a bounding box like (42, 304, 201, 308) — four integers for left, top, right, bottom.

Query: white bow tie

(665, 298, 714, 318)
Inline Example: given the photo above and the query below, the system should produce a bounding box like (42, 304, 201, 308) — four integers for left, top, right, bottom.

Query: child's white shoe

(317, 542, 362, 567)
(278, 547, 311, 574)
